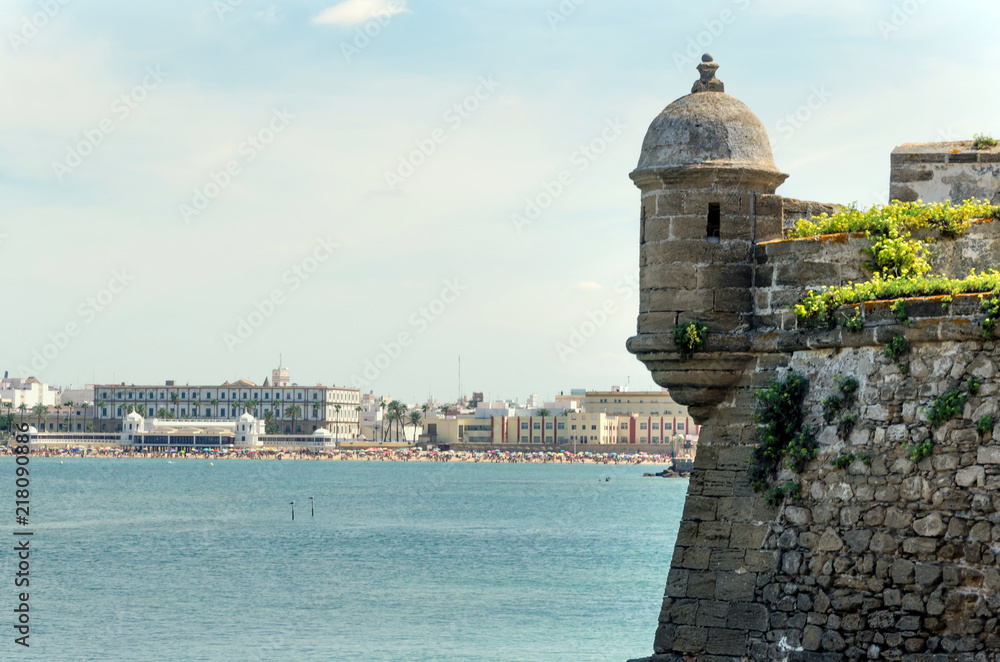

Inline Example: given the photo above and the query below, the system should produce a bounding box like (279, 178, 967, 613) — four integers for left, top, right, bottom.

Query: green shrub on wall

(672, 322, 707, 359)
(749, 371, 813, 499)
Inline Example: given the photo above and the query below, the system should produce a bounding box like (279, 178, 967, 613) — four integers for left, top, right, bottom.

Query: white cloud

(312, 0, 408, 26)
(575, 281, 602, 292)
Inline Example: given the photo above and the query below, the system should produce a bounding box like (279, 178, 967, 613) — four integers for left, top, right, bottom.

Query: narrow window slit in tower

(706, 203, 721, 244)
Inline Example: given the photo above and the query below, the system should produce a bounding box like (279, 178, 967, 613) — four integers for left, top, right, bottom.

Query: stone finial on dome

(692, 53, 724, 94)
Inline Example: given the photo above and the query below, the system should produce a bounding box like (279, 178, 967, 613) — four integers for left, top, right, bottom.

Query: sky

(2, 0, 999, 404)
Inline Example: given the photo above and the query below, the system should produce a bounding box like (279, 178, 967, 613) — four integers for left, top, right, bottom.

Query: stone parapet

(891, 142, 1000, 205)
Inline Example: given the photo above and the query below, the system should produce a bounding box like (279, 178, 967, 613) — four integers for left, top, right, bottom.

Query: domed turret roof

(126, 411, 143, 421)
(634, 54, 783, 176)
(238, 412, 255, 422)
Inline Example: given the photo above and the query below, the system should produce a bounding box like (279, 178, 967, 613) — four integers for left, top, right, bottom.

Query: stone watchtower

(627, 54, 787, 418)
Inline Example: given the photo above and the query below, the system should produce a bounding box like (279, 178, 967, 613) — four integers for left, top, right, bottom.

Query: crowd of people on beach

(2, 444, 678, 465)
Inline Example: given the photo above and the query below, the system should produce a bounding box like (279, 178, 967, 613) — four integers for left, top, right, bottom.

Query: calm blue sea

(0, 458, 686, 661)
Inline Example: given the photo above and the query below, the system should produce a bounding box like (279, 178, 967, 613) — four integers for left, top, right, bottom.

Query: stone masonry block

(697, 600, 730, 628)
(715, 572, 755, 601)
(730, 523, 768, 549)
(714, 288, 752, 313)
(648, 288, 715, 313)
(706, 628, 748, 656)
(665, 568, 690, 598)
(696, 264, 753, 289)
(728, 602, 769, 632)
(671, 625, 708, 654)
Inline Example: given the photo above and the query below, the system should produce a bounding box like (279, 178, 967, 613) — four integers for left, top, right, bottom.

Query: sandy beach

(4, 445, 682, 465)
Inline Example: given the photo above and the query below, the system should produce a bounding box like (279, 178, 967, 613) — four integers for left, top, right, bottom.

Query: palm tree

(334, 403, 342, 434)
(311, 401, 321, 422)
(64, 401, 74, 432)
(170, 392, 180, 418)
(421, 403, 429, 424)
(379, 399, 388, 441)
(355, 405, 363, 440)
(389, 401, 407, 441)
(18, 403, 27, 426)
(32, 404, 48, 431)
(191, 400, 201, 418)
(52, 402, 62, 430)
(157, 407, 169, 419)
(210, 398, 219, 418)
(285, 404, 302, 434)
(135, 405, 146, 418)
(385, 408, 400, 442)
(408, 411, 422, 441)
(2, 412, 15, 435)
(80, 402, 91, 431)
(263, 410, 277, 434)
(248, 398, 259, 417)
(272, 398, 281, 418)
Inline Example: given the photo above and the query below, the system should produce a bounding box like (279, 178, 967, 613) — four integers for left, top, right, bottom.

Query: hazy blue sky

(3, 0, 998, 403)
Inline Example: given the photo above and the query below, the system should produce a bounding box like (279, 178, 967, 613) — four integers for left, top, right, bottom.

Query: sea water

(0, 458, 686, 661)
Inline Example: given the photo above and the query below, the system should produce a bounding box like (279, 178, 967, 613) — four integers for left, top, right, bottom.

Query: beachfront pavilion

(25, 411, 340, 451)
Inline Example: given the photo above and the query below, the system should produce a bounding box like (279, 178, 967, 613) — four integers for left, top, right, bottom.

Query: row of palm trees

(376, 400, 428, 442)
(0, 401, 99, 434)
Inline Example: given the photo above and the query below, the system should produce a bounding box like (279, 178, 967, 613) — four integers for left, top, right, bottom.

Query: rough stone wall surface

(630, 331, 1000, 662)
(754, 220, 1000, 331)
(891, 143, 1000, 205)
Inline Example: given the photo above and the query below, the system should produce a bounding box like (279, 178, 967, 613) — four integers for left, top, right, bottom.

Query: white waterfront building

(93, 372, 361, 438)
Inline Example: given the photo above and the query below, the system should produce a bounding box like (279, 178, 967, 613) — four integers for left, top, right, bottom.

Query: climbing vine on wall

(748, 371, 814, 504)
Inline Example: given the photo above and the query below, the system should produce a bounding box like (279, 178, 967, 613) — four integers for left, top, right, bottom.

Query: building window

(533, 423, 540, 429)
(557, 423, 565, 430)
(545, 422, 552, 429)
(652, 423, 659, 429)
(521, 423, 528, 429)
(640, 423, 647, 430)
(545, 436, 553, 442)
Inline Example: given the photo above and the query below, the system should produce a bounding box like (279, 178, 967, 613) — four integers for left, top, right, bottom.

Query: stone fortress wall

(626, 55, 1000, 662)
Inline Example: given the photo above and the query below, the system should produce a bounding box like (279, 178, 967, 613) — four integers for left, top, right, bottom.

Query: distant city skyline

(4, 1, 999, 403)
